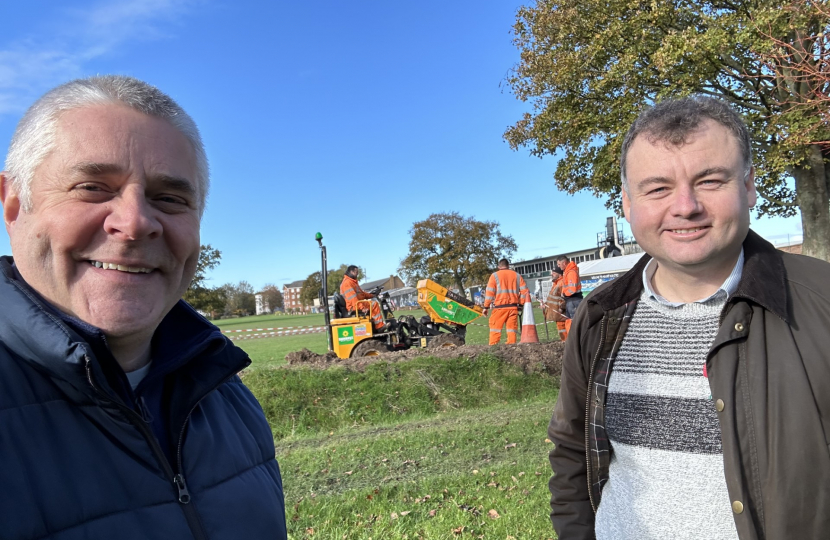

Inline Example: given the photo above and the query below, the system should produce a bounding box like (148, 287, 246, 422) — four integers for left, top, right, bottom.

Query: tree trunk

(791, 144, 830, 262)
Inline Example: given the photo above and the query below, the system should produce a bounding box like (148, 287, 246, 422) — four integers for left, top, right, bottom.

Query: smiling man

(0, 76, 286, 539)
(546, 96, 830, 539)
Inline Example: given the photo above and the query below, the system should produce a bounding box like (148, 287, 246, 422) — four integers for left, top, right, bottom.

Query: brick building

(282, 279, 305, 313)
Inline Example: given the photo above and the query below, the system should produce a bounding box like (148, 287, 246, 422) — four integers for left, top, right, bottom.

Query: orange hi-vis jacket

(340, 274, 384, 329)
(483, 269, 531, 309)
(340, 274, 373, 312)
(543, 276, 567, 323)
(561, 260, 582, 298)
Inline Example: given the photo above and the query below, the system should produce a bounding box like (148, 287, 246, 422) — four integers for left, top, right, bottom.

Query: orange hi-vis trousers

(557, 321, 568, 342)
(489, 307, 519, 345)
(356, 299, 384, 330)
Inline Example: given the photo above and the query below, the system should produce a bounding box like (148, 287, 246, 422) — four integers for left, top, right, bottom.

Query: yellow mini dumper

(329, 279, 484, 358)
(315, 232, 483, 359)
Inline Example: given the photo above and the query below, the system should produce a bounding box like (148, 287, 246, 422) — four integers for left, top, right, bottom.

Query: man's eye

(646, 187, 666, 195)
(74, 183, 111, 197)
(155, 195, 189, 206)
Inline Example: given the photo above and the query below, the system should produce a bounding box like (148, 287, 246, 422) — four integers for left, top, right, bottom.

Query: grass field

(220, 307, 558, 369)
(226, 305, 563, 537)
(243, 352, 561, 539)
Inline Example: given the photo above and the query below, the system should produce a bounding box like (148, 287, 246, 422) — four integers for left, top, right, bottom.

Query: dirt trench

(284, 340, 565, 376)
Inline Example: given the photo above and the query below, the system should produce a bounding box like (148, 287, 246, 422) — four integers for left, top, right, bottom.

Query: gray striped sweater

(594, 290, 738, 539)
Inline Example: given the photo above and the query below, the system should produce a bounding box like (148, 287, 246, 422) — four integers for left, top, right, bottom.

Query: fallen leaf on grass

(545, 438, 552, 443)
(391, 512, 398, 520)
(488, 509, 500, 519)
(305, 527, 314, 535)
(472, 469, 479, 474)
(344, 471, 353, 475)
(400, 510, 411, 516)
(518, 472, 525, 476)
(504, 443, 517, 449)
(453, 526, 465, 535)
(429, 510, 436, 517)
(512, 475, 519, 483)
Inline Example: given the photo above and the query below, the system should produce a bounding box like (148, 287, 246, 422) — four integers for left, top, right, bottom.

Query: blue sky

(0, 0, 804, 290)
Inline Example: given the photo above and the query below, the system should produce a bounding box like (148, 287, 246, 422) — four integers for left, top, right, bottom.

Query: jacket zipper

(84, 356, 209, 540)
(584, 315, 607, 513)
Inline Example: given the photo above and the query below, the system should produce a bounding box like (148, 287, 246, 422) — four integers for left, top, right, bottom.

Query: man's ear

(622, 187, 632, 222)
(0, 172, 22, 233)
(745, 166, 757, 209)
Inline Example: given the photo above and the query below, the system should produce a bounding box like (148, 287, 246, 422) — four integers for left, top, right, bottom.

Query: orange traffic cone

(520, 302, 539, 343)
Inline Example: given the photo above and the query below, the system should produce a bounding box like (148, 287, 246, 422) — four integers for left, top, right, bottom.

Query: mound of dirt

(285, 341, 565, 376)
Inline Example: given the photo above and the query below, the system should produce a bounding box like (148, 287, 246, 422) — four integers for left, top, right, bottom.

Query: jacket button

(734, 322, 744, 332)
(715, 399, 725, 412)
(732, 500, 744, 514)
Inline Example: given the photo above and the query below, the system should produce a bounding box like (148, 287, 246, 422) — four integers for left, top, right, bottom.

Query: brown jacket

(548, 230, 830, 539)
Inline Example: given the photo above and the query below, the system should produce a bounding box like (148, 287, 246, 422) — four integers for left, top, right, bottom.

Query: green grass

(214, 313, 327, 332)
(228, 307, 558, 369)
(244, 354, 559, 441)
(240, 318, 564, 538)
(276, 398, 558, 539)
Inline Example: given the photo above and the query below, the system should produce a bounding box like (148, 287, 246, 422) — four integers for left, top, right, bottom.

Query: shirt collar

(642, 248, 744, 307)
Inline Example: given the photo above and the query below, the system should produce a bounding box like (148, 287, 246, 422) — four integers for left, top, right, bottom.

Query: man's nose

(670, 184, 704, 217)
(104, 189, 162, 240)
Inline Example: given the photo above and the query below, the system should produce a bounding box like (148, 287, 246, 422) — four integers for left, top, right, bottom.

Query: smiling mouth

(88, 260, 154, 273)
(669, 227, 707, 234)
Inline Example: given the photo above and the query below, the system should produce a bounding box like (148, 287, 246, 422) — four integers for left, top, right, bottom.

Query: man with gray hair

(0, 76, 287, 539)
(547, 96, 830, 539)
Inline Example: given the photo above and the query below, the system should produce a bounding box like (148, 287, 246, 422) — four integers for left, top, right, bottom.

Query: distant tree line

(183, 245, 284, 319)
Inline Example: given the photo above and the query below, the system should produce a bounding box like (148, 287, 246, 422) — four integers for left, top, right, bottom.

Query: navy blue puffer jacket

(0, 257, 287, 539)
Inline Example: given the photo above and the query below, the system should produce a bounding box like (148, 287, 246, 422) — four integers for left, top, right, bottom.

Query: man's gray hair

(4, 75, 209, 215)
(620, 96, 752, 192)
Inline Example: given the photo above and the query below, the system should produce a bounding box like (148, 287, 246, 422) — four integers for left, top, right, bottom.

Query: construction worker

(543, 267, 569, 342)
(482, 259, 532, 345)
(340, 265, 386, 332)
(556, 255, 583, 337)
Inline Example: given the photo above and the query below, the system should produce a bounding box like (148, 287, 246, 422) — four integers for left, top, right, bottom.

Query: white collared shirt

(642, 249, 744, 307)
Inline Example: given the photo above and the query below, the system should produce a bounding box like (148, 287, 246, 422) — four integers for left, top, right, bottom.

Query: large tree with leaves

(505, 0, 830, 260)
(259, 283, 284, 311)
(399, 212, 517, 292)
(220, 281, 256, 317)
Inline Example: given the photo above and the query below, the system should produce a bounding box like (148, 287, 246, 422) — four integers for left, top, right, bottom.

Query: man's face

(556, 260, 566, 271)
(621, 119, 756, 277)
(1, 104, 201, 341)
